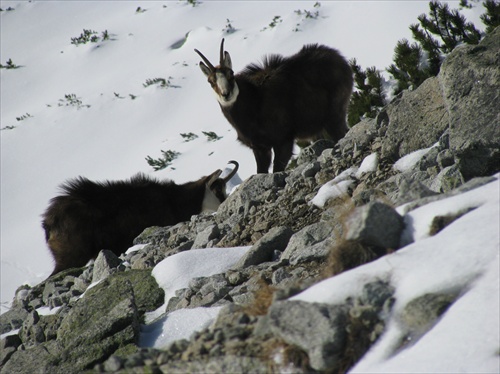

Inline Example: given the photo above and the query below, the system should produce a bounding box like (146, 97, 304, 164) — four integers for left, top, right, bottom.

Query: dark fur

(42, 173, 220, 276)
(200, 43, 353, 173)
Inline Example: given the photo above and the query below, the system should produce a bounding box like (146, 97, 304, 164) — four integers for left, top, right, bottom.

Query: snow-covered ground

(2, 2, 497, 372)
(303, 173, 500, 373)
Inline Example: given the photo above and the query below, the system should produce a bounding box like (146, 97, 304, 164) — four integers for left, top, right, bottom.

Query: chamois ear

(199, 62, 212, 78)
(222, 51, 232, 70)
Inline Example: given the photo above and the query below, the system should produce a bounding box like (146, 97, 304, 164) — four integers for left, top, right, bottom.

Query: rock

(2, 340, 62, 374)
(429, 164, 465, 193)
(18, 311, 45, 347)
(381, 77, 449, 161)
(0, 334, 22, 366)
(281, 221, 335, 262)
(233, 226, 293, 269)
(337, 118, 378, 154)
(92, 249, 122, 283)
(3, 271, 140, 373)
(0, 307, 29, 334)
(268, 300, 348, 371)
(217, 172, 287, 222)
(192, 224, 220, 248)
(301, 161, 320, 178)
(436, 149, 454, 169)
(439, 27, 500, 180)
(400, 292, 457, 337)
(297, 139, 336, 165)
(56, 274, 139, 352)
(110, 270, 164, 314)
(345, 202, 404, 249)
(288, 237, 336, 266)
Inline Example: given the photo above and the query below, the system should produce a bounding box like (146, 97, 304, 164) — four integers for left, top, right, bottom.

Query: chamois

(195, 39, 353, 173)
(42, 161, 239, 276)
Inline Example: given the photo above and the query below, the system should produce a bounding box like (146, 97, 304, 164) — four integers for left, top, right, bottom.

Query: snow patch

(393, 143, 438, 172)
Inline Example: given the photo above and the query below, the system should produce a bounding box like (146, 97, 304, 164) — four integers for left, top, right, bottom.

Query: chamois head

(202, 160, 239, 211)
(195, 39, 239, 107)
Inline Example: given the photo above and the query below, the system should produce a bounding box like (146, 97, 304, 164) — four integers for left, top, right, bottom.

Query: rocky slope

(1, 27, 498, 374)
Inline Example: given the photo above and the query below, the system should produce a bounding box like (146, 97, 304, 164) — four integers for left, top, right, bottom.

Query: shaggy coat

(42, 164, 237, 276)
(196, 40, 353, 173)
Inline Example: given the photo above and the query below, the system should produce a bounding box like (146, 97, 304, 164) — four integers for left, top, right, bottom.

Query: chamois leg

(253, 146, 273, 174)
(325, 97, 350, 141)
(325, 113, 348, 142)
(272, 140, 294, 173)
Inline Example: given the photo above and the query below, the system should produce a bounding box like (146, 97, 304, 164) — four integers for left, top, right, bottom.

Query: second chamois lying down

(42, 161, 239, 276)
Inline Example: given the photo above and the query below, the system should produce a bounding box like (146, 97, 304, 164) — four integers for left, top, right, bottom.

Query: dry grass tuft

(242, 278, 277, 316)
(262, 338, 312, 373)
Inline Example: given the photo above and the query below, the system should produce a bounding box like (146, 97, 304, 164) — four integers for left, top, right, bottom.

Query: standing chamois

(195, 39, 353, 173)
(42, 161, 238, 276)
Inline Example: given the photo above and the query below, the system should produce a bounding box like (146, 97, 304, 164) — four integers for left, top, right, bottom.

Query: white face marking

(201, 185, 224, 212)
(214, 73, 239, 107)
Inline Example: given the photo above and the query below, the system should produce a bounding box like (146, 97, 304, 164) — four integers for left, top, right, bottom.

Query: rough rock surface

(1, 27, 499, 374)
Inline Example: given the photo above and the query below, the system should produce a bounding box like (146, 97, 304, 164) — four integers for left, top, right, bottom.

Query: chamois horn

(219, 38, 225, 65)
(194, 48, 215, 71)
(223, 160, 239, 182)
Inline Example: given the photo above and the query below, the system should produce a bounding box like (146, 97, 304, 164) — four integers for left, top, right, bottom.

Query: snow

(398, 175, 500, 246)
(355, 152, 379, 178)
(294, 177, 500, 373)
(140, 306, 223, 349)
(310, 151, 379, 207)
(139, 245, 250, 348)
(1, 1, 496, 372)
(393, 143, 438, 172)
(310, 178, 354, 208)
(151, 246, 250, 307)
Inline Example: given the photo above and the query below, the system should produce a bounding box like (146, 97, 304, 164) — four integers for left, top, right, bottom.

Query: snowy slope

(301, 176, 500, 373)
(0, 0, 485, 316)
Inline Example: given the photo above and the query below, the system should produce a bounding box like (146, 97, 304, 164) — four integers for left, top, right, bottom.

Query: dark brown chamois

(195, 39, 353, 173)
(42, 161, 239, 276)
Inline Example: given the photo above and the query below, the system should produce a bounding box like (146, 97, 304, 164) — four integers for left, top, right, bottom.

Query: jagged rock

(192, 224, 220, 248)
(281, 221, 335, 262)
(18, 311, 45, 347)
(381, 77, 449, 161)
(0, 306, 28, 335)
(398, 175, 497, 215)
(436, 149, 454, 169)
(233, 226, 293, 269)
(390, 174, 439, 205)
(301, 161, 321, 178)
(110, 270, 164, 314)
(268, 300, 348, 371)
(92, 250, 123, 283)
(345, 202, 404, 250)
(216, 172, 287, 222)
(400, 292, 457, 338)
(297, 139, 336, 165)
(440, 26, 500, 180)
(429, 164, 465, 193)
(0, 334, 22, 366)
(3, 272, 140, 373)
(288, 237, 336, 266)
(337, 118, 378, 155)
